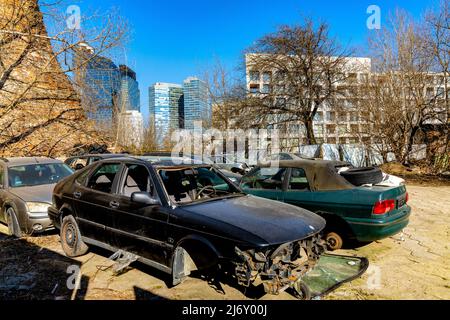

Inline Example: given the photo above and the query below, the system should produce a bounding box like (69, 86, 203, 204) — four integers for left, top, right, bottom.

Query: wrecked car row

(0, 155, 411, 299)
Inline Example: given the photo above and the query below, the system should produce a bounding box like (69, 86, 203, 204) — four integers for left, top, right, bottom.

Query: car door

(110, 163, 170, 266)
(72, 162, 123, 246)
(240, 167, 287, 201)
(282, 168, 315, 211)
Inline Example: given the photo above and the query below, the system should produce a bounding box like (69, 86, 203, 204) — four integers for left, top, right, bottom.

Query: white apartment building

(116, 110, 144, 149)
(245, 54, 448, 147)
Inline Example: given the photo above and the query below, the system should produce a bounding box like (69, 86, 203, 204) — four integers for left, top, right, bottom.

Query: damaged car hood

(179, 195, 326, 246)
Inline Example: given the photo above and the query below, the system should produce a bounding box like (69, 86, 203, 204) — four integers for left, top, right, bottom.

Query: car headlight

(26, 202, 51, 217)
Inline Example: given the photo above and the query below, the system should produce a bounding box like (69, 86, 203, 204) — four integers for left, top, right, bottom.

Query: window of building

(249, 71, 260, 82)
(339, 137, 348, 144)
(326, 124, 336, 134)
(350, 112, 358, 122)
(327, 137, 337, 144)
(338, 112, 348, 123)
(314, 112, 324, 122)
(250, 84, 260, 94)
(326, 112, 336, 122)
(262, 72, 271, 83)
(350, 124, 359, 133)
(261, 84, 271, 94)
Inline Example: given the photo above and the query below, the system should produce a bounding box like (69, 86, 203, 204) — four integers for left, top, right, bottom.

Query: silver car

(0, 157, 74, 237)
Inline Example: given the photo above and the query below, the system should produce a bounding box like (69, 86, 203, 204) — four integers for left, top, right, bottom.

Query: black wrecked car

(49, 157, 326, 296)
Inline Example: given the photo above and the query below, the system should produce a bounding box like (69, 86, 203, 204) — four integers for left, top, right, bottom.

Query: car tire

(6, 207, 22, 238)
(61, 215, 89, 257)
(340, 167, 383, 186)
(326, 232, 344, 251)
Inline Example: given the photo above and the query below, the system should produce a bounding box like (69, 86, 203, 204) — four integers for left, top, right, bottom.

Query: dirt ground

(0, 184, 449, 300)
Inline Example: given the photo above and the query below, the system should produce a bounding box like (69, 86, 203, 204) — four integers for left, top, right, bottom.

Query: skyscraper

(118, 65, 141, 112)
(183, 77, 210, 130)
(149, 83, 184, 143)
(74, 44, 121, 129)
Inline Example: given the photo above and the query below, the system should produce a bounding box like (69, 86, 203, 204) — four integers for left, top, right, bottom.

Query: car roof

(258, 159, 354, 191)
(0, 157, 63, 167)
(98, 157, 212, 168)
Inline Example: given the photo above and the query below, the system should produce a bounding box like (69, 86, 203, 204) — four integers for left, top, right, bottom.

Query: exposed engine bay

(234, 234, 326, 295)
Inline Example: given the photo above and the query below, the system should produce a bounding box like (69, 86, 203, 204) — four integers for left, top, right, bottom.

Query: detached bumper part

(234, 234, 326, 295)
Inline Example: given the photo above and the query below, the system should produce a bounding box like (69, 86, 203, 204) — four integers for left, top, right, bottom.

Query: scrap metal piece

(108, 250, 139, 275)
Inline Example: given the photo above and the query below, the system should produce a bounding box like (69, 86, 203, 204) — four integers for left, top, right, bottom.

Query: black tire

(340, 167, 383, 186)
(6, 207, 22, 238)
(60, 215, 89, 257)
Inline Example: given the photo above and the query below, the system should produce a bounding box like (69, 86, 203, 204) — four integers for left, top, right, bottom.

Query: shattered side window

(241, 168, 286, 190)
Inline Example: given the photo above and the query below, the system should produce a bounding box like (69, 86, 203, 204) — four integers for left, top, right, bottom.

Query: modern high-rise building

(149, 83, 184, 142)
(118, 65, 141, 112)
(74, 44, 121, 129)
(183, 77, 210, 130)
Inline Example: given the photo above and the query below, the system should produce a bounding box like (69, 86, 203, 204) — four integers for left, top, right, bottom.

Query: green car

(240, 160, 411, 250)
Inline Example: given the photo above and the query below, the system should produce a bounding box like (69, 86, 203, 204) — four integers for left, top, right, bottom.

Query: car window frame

(286, 167, 312, 192)
(83, 162, 124, 195)
(116, 162, 160, 201)
(241, 167, 289, 191)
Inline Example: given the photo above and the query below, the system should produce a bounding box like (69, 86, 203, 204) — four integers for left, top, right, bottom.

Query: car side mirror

(131, 192, 160, 206)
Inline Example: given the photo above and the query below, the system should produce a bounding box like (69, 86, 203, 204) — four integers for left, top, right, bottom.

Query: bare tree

(244, 19, 356, 145)
(0, 0, 128, 157)
(202, 59, 249, 131)
(424, 0, 450, 151)
(358, 10, 445, 164)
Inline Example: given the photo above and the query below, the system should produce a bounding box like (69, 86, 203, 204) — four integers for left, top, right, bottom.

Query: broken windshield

(158, 166, 243, 204)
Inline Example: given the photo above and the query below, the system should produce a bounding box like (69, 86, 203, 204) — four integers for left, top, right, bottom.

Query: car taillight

(373, 199, 396, 215)
(405, 192, 409, 203)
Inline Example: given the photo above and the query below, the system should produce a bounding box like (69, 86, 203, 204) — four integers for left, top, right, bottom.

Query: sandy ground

(0, 185, 449, 300)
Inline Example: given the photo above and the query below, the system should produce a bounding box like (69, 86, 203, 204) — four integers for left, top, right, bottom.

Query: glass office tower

(118, 65, 141, 112)
(183, 77, 210, 130)
(149, 83, 184, 143)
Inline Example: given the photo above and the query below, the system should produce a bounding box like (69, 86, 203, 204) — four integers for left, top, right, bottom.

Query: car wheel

(6, 207, 22, 238)
(61, 215, 89, 257)
(326, 232, 344, 251)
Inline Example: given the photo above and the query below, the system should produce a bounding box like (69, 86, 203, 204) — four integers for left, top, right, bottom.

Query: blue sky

(71, 0, 438, 120)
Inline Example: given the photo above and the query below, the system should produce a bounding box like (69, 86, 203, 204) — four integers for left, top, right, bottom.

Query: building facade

(149, 83, 184, 143)
(183, 77, 210, 131)
(116, 110, 144, 149)
(246, 55, 375, 146)
(74, 44, 121, 129)
(246, 54, 448, 149)
(118, 65, 141, 112)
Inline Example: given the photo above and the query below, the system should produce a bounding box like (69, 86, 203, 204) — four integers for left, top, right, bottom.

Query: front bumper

(26, 215, 54, 234)
(234, 234, 326, 295)
(346, 206, 411, 242)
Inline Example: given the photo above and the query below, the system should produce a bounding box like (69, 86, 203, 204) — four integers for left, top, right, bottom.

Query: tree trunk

(403, 126, 419, 165)
(304, 118, 317, 145)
